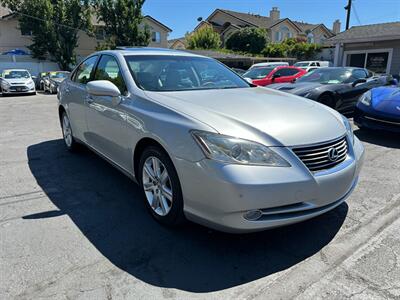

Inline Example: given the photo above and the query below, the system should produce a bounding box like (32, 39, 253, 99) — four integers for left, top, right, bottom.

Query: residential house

(330, 22, 400, 75)
(170, 7, 339, 49)
(0, 6, 172, 60)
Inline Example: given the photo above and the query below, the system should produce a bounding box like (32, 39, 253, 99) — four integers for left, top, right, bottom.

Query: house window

(344, 49, 392, 74)
(95, 27, 106, 40)
(307, 32, 314, 43)
(275, 26, 291, 41)
(152, 31, 161, 43)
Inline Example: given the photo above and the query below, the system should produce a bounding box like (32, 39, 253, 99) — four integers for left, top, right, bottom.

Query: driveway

(0, 93, 399, 299)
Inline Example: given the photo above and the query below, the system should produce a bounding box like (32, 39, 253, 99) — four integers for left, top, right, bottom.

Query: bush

(262, 38, 322, 59)
(186, 25, 221, 50)
(225, 27, 268, 54)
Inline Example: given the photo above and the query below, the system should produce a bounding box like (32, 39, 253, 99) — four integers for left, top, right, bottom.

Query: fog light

(243, 209, 262, 221)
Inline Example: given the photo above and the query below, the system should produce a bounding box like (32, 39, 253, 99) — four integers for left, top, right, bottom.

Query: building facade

(0, 7, 172, 60)
(170, 7, 339, 50)
(330, 22, 400, 75)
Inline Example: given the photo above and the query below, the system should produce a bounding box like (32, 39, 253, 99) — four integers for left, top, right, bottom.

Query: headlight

(27, 80, 35, 88)
(191, 131, 291, 167)
(1, 81, 10, 88)
(359, 90, 372, 106)
(341, 115, 354, 145)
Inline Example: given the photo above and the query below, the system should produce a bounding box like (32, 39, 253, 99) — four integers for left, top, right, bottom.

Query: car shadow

(27, 139, 348, 293)
(354, 128, 400, 149)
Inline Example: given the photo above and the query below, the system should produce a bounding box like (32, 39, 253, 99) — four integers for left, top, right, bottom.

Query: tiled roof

(329, 22, 400, 42)
(216, 9, 329, 34)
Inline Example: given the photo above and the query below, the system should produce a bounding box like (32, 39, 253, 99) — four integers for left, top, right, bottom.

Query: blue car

(354, 85, 400, 133)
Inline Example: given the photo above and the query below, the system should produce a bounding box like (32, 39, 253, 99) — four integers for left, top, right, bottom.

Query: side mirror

(87, 80, 121, 98)
(272, 73, 281, 80)
(352, 78, 367, 87)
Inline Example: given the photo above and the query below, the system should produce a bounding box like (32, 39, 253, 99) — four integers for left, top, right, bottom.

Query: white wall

(0, 55, 59, 76)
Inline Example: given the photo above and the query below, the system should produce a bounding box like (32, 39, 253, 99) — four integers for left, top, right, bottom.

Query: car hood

(372, 86, 400, 116)
(268, 82, 326, 96)
(1, 78, 32, 85)
(145, 87, 346, 147)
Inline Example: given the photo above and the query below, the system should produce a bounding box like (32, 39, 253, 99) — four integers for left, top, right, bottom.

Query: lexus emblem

(328, 147, 339, 162)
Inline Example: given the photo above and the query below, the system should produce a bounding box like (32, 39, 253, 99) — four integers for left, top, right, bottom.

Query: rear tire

(319, 94, 336, 109)
(61, 111, 79, 152)
(138, 146, 185, 227)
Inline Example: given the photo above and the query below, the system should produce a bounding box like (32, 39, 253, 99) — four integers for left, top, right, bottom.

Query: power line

(11, 11, 93, 35)
(351, 2, 362, 25)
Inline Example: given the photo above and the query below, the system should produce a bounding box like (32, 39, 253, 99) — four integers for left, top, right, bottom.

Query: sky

(143, 0, 400, 39)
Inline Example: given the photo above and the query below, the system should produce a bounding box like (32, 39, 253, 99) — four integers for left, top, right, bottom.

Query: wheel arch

(133, 137, 170, 181)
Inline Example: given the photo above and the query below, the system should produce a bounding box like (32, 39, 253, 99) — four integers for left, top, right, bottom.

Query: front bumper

(354, 106, 400, 133)
(174, 136, 364, 233)
(2, 85, 36, 94)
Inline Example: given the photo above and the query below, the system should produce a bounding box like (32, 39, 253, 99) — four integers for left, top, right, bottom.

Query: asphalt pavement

(0, 93, 399, 299)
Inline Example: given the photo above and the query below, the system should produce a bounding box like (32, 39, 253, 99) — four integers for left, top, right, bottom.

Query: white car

(294, 61, 330, 72)
(250, 62, 289, 69)
(0, 69, 36, 95)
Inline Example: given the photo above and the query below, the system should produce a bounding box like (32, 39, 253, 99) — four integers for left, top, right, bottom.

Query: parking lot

(0, 93, 399, 299)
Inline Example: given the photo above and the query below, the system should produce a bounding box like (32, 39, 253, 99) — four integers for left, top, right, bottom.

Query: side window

(73, 56, 98, 84)
(316, 62, 320, 66)
(276, 68, 299, 76)
(310, 62, 316, 66)
(352, 69, 368, 79)
(93, 55, 127, 95)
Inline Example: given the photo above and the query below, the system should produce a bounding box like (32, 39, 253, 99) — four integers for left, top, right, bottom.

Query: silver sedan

(58, 48, 364, 233)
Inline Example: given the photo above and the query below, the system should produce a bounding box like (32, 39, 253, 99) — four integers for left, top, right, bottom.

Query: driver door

(85, 54, 131, 169)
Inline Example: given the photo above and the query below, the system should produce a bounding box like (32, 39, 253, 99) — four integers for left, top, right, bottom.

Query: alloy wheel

(62, 114, 73, 147)
(142, 156, 173, 216)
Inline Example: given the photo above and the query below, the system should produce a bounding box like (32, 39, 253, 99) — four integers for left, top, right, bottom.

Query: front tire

(319, 94, 336, 109)
(61, 111, 79, 152)
(138, 146, 185, 227)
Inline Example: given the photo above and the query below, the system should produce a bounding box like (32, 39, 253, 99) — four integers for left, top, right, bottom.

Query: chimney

(333, 19, 341, 34)
(269, 7, 280, 21)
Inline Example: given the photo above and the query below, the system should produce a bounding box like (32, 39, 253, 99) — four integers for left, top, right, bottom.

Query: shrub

(225, 27, 268, 54)
(186, 25, 221, 50)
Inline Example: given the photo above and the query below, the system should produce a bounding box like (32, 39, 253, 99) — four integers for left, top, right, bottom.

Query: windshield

(124, 55, 250, 92)
(3, 70, 30, 79)
(294, 62, 309, 67)
(243, 67, 274, 79)
(49, 72, 68, 79)
(297, 68, 353, 84)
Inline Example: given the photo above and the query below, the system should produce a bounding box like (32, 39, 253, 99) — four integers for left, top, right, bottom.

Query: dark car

(43, 71, 70, 94)
(269, 67, 395, 114)
(354, 85, 400, 133)
(36, 72, 49, 90)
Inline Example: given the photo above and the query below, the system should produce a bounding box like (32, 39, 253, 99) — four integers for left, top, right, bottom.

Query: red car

(243, 66, 307, 86)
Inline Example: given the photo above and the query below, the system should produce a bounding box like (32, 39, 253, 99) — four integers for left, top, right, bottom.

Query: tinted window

(243, 67, 274, 79)
(352, 69, 367, 79)
(297, 68, 353, 84)
(125, 55, 250, 91)
(94, 55, 127, 94)
(73, 56, 98, 84)
(275, 68, 299, 76)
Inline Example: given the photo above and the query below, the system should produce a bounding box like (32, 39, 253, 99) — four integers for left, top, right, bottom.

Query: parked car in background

(231, 67, 246, 76)
(294, 61, 330, 72)
(249, 62, 289, 69)
(44, 71, 70, 94)
(269, 67, 395, 114)
(354, 84, 400, 133)
(36, 72, 49, 90)
(58, 48, 364, 233)
(0, 69, 36, 95)
(243, 66, 306, 86)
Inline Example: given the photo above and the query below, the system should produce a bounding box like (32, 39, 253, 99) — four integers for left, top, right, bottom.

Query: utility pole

(344, 0, 352, 30)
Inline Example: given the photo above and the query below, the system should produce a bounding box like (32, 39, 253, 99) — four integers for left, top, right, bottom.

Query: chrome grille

(292, 136, 348, 172)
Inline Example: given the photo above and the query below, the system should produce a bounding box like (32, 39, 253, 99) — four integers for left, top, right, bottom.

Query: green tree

(225, 27, 268, 54)
(95, 0, 150, 49)
(186, 25, 221, 50)
(262, 38, 322, 59)
(0, 0, 92, 70)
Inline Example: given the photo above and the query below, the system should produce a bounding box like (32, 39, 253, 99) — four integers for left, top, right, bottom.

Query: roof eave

(329, 35, 400, 43)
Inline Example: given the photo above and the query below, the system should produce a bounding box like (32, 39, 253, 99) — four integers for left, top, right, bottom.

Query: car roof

(2, 69, 30, 72)
(95, 47, 206, 58)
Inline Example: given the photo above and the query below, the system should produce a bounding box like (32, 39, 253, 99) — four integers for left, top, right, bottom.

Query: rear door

(62, 55, 98, 142)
